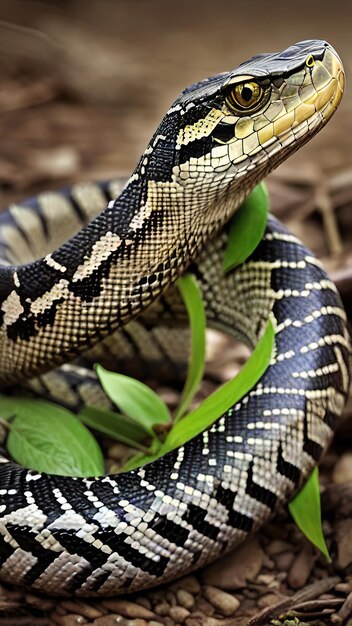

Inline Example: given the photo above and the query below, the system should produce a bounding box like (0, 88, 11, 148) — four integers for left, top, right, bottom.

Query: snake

(0, 39, 349, 597)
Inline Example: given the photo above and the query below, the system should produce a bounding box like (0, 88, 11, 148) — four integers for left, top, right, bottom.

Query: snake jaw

(319, 48, 345, 119)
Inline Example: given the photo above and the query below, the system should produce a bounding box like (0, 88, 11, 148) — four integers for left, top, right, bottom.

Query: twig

(332, 590, 352, 623)
(315, 185, 344, 256)
(244, 576, 340, 626)
(292, 597, 344, 613)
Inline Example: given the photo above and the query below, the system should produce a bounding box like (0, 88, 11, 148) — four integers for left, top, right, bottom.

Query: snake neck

(0, 137, 247, 383)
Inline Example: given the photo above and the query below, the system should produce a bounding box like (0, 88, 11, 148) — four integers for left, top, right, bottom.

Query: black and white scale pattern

(0, 40, 348, 596)
(0, 213, 349, 596)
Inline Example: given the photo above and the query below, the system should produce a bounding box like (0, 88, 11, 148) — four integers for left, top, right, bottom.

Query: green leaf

(174, 274, 206, 421)
(1, 397, 104, 477)
(288, 466, 330, 560)
(163, 316, 274, 452)
(78, 406, 152, 453)
(222, 182, 269, 273)
(95, 365, 171, 437)
(121, 317, 275, 472)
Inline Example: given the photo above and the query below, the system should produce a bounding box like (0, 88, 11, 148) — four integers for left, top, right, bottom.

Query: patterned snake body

(0, 40, 349, 595)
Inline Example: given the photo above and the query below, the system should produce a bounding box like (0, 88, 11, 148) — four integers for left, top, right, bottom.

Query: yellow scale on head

(176, 49, 344, 173)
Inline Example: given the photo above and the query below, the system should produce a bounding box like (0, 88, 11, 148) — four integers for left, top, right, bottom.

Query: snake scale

(0, 39, 349, 596)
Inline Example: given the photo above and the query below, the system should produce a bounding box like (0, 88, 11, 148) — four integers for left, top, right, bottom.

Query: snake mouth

(297, 45, 344, 124)
(317, 46, 345, 119)
(255, 45, 345, 149)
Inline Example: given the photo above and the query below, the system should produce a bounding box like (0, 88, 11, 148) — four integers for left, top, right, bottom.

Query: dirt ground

(1, 1, 352, 624)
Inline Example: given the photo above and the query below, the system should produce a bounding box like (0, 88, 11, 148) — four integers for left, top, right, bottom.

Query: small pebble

(287, 547, 316, 589)
(176, 589, 195, 610)
(274, 550, 295, 572)
(154, 603, 170, 616)
(168, 606, 190, 622)
(102, 600, 155, 619)
(256, 574, 275, 586)
(203, 586, 240, 616)
(266, 539, 293, 556)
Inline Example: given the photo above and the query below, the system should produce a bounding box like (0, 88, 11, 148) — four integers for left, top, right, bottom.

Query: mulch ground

(1, 2, 352, 624)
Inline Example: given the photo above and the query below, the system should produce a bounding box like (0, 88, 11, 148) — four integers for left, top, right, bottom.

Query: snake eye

(225, 80, 266, 113)
(306, 54, 315, 68)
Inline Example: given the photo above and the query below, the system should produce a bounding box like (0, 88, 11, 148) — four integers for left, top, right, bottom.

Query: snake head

(157, 40, 345, 224)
